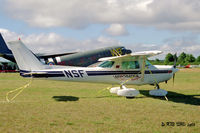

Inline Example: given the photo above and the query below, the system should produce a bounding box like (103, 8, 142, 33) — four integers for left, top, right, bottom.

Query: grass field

(0, 68, 200, 133)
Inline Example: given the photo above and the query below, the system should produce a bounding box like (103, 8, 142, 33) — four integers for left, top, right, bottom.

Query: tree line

(150, 52, 200, 66)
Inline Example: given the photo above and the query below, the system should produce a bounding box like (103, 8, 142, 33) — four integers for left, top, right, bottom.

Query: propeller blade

(173, 53, 177, 68)
(141, 56, 146, 81)
(173, 73, 175, 86)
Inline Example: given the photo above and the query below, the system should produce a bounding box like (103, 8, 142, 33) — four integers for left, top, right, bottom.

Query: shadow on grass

(80, 95, 119, 99)
(52, 96, 79, 102)
(80, 95, 147, 99)
(140, 90, 200, 106)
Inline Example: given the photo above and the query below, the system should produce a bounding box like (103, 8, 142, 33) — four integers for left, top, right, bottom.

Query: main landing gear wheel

(110, 85, 140, 98)
(117, 88, 140, 98)
(110, 87, 121, 94)
(117, 86, 140, 98)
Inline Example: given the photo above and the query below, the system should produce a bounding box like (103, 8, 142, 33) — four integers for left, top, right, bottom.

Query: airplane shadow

(52, 96, 79, 102)
(140, 90, 200, 106)
(80, 94, 147, 99)
(52, 91, 200, 105)
(81, 95, 119, 99)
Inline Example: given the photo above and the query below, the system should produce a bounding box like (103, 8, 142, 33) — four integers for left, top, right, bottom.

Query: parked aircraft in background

(184, 64, 200, 68)
(7, 40, 179, 98)
(0, 33, 131, 67)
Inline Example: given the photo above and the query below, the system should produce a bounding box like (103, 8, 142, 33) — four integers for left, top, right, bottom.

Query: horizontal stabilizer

(23, 72, 48, 75)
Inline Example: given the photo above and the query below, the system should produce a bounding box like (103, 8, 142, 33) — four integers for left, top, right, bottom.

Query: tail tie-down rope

(6, 76, 33, 102)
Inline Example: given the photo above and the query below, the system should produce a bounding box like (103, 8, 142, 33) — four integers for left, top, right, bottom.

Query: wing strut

(141, 56, 146, 81)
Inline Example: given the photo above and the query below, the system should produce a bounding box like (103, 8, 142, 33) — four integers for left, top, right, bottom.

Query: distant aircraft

(184, 64, 200, 68)
(184, 64, 191, 68)
(7, 40, 179, 98)
(0, 33, 131, 67)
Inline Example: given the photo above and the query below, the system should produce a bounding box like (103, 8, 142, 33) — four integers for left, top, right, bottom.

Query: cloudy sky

(1, 0, 200, 61)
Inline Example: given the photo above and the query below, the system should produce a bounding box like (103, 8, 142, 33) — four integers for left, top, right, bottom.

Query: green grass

(0, 69, 200, 133)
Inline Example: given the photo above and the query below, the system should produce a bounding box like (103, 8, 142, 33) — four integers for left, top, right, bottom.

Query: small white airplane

(7, 40, 178, 98)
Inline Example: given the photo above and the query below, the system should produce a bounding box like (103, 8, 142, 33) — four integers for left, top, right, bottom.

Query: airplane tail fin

(0, 33, 12, 54)
(7, 40, 45, 71)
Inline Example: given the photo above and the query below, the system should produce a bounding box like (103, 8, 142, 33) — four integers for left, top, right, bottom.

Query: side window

(122, 61, 140, 69)
(135, 61, 140, 69)
(99, 61, 114, 68)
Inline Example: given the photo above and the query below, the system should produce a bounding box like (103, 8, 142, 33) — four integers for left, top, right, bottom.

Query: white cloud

(0, 28, 121, 54)
(4, 0, 200, 31)
(105, 24, 129, 36)
(127, 35, 200, 59)
(1, 29, 200, 60)
(0, 29, 24, 41)
(160, 36, 200, 57)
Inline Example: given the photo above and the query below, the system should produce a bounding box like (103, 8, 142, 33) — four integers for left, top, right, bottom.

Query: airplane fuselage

(20, 65, 176, 85)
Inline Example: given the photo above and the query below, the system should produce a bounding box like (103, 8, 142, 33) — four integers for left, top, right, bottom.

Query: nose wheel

(149, 84, 168, 96)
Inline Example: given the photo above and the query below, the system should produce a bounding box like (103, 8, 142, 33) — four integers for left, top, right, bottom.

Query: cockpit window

(122, 61, 140, 69)
(145, 60, 152, 66)
(99, 61, 114, 68)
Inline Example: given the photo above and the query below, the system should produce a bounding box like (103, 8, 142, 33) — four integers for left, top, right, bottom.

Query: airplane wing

(98, 50, 162, 61)
(131, 50, 163, 57)
(36, 52, 77, 58)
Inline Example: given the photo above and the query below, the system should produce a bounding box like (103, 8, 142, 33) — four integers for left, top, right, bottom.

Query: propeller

(141, 56, 146, 81)
(173, 73, 175, 85)
(173, 53, 177, 69)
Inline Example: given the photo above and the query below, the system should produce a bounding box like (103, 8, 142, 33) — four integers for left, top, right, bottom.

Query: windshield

(145, 60, 152, 66)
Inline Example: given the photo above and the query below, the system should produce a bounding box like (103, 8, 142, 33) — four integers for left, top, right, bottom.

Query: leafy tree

(155, 58, 160, 62)
(196, 56, 200, 63)
(178, 52, 186, 63)
(149, 52, 200, 65)
(185, 54, 196, 63)
(164, 53, 174, 64)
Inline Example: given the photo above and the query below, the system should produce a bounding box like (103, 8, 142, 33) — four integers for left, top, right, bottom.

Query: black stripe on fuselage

(20, 70, 65, 78)
(86, 71, 141, 76)
(20, 70, 63, 74)
(19, 70, 171, 78)
(86, 70, 171, 76)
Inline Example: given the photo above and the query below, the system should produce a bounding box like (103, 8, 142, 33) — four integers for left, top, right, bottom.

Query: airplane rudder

(7, 40, 45, 71)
